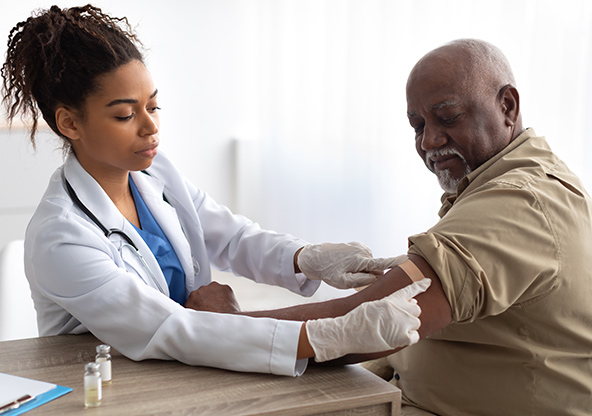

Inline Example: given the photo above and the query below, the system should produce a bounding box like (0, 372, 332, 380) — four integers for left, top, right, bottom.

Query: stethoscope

(63, 175, 166, 294)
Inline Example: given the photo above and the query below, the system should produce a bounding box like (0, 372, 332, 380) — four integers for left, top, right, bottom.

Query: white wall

(0, 0, 254, 249)
(1, 0, 591, 258)
(0, 130, 63, 250)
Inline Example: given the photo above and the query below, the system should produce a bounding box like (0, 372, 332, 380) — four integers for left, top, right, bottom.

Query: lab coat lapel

(130, 170, 195, 293)
(143, 152, 210, 289)
(63, 155, 169, 295)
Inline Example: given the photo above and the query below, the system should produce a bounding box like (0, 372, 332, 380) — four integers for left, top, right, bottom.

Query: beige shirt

(389, 129, 592, 415)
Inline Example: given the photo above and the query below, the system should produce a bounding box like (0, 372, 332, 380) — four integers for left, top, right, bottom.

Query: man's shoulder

(467, 132, 584, 198)
(487, 146, 588, 204)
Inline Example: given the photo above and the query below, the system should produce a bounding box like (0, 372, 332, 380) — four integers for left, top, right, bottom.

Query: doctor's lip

(136, 141, 159, 158)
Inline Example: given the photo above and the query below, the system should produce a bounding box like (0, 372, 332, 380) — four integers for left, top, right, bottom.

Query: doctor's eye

(148, 106, 161, 113)
(115, 114, 134, 121)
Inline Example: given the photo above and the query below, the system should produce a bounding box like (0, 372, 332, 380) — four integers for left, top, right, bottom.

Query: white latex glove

(297, 242, 409, 289)
(305, 278, 431, 362)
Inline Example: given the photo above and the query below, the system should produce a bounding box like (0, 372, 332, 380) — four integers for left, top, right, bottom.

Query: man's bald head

(408, 39, 516, 99)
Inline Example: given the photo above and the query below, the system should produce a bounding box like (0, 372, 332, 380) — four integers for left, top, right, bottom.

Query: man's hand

(296, 242, 408, 289)
(184, 282, 241, 314)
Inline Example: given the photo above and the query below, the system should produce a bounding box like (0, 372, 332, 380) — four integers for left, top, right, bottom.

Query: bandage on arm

(398, 258, 426, 282)
(361, 254, 452, 337)
(326, 254, 453, 364)
(244, 255, 452, 347)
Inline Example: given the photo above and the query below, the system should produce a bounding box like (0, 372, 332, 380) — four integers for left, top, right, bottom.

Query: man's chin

(436, 169, 463, 193)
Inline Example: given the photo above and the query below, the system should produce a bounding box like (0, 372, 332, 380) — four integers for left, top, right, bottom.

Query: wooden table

(0, 334, 400, 415)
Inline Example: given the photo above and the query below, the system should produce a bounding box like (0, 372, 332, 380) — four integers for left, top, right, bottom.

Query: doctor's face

(68, 59, 160, 181)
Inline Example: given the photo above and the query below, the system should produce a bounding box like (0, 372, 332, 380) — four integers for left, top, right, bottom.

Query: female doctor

(2, 5, 429, 376)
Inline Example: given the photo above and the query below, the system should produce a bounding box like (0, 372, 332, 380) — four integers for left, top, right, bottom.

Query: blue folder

(1, 385, 72, 416)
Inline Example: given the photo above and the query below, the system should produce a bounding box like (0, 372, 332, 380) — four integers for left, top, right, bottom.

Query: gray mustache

(426, 147, 465, 161)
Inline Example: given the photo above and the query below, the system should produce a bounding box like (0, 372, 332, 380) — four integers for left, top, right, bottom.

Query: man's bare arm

(244, 253, 452, 333)
(331, 253, 452, 364)
(242, 253, 452, 362)
(185, 254, 452, 361)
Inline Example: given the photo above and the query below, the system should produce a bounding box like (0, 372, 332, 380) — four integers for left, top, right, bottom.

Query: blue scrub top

(129, 176, 187, 305)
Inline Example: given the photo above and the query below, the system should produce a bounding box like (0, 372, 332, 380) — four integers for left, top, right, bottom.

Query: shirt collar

(438, 128, 539, 217)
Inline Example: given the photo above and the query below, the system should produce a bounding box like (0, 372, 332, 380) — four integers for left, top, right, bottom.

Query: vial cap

(85, 362, 101, 372)
(96, 344, 111, 354)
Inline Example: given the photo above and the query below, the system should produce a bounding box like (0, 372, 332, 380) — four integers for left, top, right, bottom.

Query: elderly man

(191, 39, 592, 415)
(370, 39, 592, 415)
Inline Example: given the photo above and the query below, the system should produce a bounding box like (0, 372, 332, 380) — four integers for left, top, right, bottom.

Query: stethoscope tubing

(65, 179, 139, 250)
(63, 175, 165, 294)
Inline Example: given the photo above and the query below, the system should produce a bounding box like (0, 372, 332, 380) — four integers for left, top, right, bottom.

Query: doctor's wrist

(294, 246, 304, 274)
(296, 323, 315, 359)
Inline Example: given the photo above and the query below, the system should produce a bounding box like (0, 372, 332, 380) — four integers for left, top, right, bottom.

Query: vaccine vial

(95, 344, 112, 385)
(84, 362, 102, 407)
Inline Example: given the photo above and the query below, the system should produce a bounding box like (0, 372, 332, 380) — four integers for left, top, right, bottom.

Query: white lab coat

(24, 152, 320, 376)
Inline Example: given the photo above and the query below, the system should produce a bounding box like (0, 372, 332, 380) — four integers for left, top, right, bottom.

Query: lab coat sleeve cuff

(270, 319, 308, 376)
(281, 240, 321, 297)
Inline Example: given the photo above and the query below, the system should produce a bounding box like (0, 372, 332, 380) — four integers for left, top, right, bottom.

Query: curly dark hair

(1, 4, 143, 148)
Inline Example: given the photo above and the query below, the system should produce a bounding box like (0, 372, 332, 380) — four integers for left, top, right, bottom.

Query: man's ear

(55, 107, 81, 140)
(499, 84, 520, 127)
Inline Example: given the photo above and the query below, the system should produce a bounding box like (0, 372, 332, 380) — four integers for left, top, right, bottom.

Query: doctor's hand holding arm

(185, 263, 433, 362)
(233, 254, 452, 365)
(184, 242, 407, 313)
(295, 242, 408, 289)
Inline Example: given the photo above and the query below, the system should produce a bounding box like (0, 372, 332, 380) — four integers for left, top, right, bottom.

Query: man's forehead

(406, 58, 470, 116)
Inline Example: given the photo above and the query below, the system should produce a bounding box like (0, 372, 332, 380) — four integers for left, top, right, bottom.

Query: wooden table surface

(0, 334, 400, 415)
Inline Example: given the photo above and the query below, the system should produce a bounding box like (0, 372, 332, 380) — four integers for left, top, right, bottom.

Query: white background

(1, 0, 591, 306)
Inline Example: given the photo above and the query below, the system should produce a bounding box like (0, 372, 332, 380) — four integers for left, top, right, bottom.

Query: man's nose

(420, 124, 447, 151)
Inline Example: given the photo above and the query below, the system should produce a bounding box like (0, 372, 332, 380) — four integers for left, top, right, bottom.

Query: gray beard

(436, 167, 470, 193)
(426, 147, 472, 193)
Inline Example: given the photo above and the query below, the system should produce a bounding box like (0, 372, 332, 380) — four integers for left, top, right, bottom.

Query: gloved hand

(305, 278, 431, 362)
(297, 242, 408, 289)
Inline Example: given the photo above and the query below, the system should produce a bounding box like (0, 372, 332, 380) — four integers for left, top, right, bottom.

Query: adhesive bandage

(398, 259, 425, 282)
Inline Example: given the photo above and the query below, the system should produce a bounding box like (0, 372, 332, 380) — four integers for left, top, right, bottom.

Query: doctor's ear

(55, 107, 82, 140)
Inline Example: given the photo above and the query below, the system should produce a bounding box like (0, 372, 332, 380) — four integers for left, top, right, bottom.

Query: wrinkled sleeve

(26, 211, 306, 376)
(190, 184, 319, 296)
(149, 152, 319, 297)
(408, 182, 559, 323)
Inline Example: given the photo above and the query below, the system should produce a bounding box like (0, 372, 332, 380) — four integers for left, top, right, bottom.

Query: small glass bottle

(95, 344, 112, 385)
(84, 362, 102, 407)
